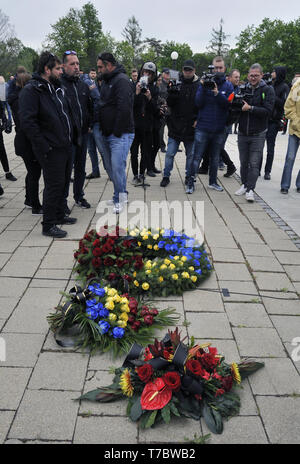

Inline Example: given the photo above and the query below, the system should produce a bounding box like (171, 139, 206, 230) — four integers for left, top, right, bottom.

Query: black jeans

(151, 127, 160, 169)
(238, 132, 266, 191)
(0, 131, 10, 173)
(35, 146, 72, 230)
(262, 120, 279, 174)
(22, 151, 42, 209)
(130, 128, 153, 176)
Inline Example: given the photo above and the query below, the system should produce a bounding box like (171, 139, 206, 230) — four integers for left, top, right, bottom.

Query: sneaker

(5, 172, 17, 181)
(280, 188, 288, 194)
(160, 177, 170, 187)
(60, 216, 77, 225)
(42, 225, 67, 238)
(113, 202, 124, 214)
(198, 167, 208, 174)
(86, 172, 100, 179)
(106, 196, 128, 206)
(208, 183, 223, 192)
(0, 185, 3, 196)
(264, 173, 271, 180)
(32, 207, 43, 215)
(185, 177, 195, 194)
(75, 198, 91, 209)
(224, 166, 237, 178)
(246, 190, 255, 202)
(235, 184, 247, 196)
(131, 175, 140, 186)
(146, 170, 156, 177)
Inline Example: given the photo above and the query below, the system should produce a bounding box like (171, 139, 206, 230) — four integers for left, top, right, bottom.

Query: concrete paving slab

(248, 358, 300, 395)
(225, 303, 273, 328)
(0, 411, 15, 444)
(232, 328, 286, 357)
(0, 368, 32, 410)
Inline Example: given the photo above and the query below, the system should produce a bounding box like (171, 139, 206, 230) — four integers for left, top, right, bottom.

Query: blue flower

(194, 251, 202, 258)
(158, 241, 165, 248)
(196, 269, 202, 275)
(86, 299, 97, 308)
(98, 308, 109, 318)
(112, 327, 125, 339)
(165, 244, 171, 252)
(93, 287, 106, 297)
(98, 321, 110, 334)
(86, 309, 98, 320)
(193, 259, 200, 267)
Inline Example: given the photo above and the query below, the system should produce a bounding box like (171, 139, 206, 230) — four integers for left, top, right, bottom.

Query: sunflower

(120, 369, 134, 397)
(231, 362, 241, 384)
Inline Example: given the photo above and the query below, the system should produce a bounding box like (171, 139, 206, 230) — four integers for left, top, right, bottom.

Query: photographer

(130, 62, 160, 184)
(160, 59, 199, 191)
(260, 67, 289, 180)
(186, 56, 234, 193)
(235, 63, 275, 202)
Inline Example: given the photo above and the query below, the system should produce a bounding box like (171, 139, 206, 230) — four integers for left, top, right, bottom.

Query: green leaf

(145, 410, 158, 429)
(161, 403, 171, 424)
(170, 401, 181, 417)
(202, 401, 223, 434)
(130, 397, 143, 421)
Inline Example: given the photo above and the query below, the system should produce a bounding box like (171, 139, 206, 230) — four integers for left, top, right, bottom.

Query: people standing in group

(7, 72, 43, 214)
(160, 59, 199, 192)
(235, 63, 275, 202)
(260, 66, 289, 180)
(280, 77, 300, 194)
(97, 52, 134, 214)
(186, 56, 234, 193)
(61, 51, 93, 211)
(19, 51, 75, 238)
(130, 61, 160, 185)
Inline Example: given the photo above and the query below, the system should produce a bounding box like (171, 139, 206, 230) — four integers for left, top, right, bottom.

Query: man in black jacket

(235, 63, 275, 202)
(97, 53, 134, 214)
(261, 66, 289, 180)
(61, 51, 93, 210)
(19, 51, 75, 238)
(160, 59, 199, 192)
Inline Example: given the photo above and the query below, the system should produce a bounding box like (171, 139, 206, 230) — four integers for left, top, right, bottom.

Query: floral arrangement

(78, 329, 264, 434)
(73, 227, 212, 297)
(48, 283, 179, 357)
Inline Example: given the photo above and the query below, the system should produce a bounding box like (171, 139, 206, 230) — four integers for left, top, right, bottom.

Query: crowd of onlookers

(0, 50, 300, 237)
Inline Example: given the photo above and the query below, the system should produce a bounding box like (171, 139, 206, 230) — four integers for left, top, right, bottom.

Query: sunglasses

(183, 67, 193, 71)
(64, 50, 77, 55)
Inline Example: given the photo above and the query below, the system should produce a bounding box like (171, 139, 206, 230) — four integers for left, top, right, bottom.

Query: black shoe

(60, 216, 77, 225)
(264, 173, 271, 180)
(177, 149, 183, 152)
(64, 206, 71, 216)
(161, 148, 166, 153)
(146, 170, 156, 177)
(224, 166, 237, 178)
(198, 167, 208, 174)
(280, 188, 288, 194)
(0, 185, 3, 196)
(297, 188, 300, 193)
(6, 172, 17, 181)
(153, 166, 161, 174)
(70, 178, 74, 183)
(160, 177, 170, 187)
(75, 198, 91, 209)
(86, 172, 100, 179)
(43, 225, 67, 238)
(32, 207, 43, 216)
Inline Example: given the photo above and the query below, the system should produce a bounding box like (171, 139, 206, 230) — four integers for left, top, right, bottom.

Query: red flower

(143, 315, 154, 326)
(163, 348, 173, 360)
(128, 315, 136, 324)
(141, 378, 172, 410)
(163, 372, 181, 391)
(92, 248, 102, 257)
(92, 258, 102, 268)
(144, 347, 153, 361)
(141, 309, 149, 317)
(137, 364, 154, 383)
(93, 239, 100, 247)
(186, 360, 210, 380)
(108, 272, 117, 280)
(215, 388, 225, 397)
(149, 308, 158, 316)
(131, 321, 141, 332)
(129, 299, 138, 310)
(221, 375, 233, 392)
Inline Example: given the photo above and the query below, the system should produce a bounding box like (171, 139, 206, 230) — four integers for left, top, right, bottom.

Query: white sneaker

(106, 196, 128, 206)
(113, 202, 124, 214)
(245, 190, 255, 202)
(235, 184, 247, 196)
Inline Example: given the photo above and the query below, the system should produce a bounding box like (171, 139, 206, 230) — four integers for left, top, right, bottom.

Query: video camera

(168, 70, 182, 93)
(231, 83, 253, 109)
(201, 65, 216, 90)
(263, 72, 273, 85)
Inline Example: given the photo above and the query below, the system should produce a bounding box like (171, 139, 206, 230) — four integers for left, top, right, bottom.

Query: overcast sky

(2, 0, 300, 53)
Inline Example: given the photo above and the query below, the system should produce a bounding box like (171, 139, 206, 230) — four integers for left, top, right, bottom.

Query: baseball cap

(143, 62, 156, 73)
(162, 67, 170, 73)
(183, 59, 195, 70)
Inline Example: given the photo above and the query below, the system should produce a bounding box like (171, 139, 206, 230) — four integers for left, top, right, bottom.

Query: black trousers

(152, 127, 160, 169)
(0, 131, 10, 173)
(260, 120, 279, 174)
(22, 152, 42, 209)
(35, 146, 72, 230)
(130, 128, 153, 176)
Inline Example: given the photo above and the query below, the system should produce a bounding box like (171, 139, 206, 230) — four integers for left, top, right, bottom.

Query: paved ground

(0, 131, 300, 444)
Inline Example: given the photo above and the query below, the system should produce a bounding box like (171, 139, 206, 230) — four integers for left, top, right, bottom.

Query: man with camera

(186, 56, 234, 193)
(160, 59, 199, 190)
(235, 63, 275, 202)
(130, 62, 160, 184)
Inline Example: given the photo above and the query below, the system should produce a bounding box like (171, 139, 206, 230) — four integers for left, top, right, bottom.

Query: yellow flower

(231, 363, 241, 384)
(108, 313, 117, 322)
(145, 261, 152, 269)
(181, 256, 187, 262)
(143, 235, 149, 240)
(133, 271, 137, 277)
(153, 234, 159, 240)
(164, 259, 171, 265)
(145, 270, 151, 275)
(142, 282, 150, 291)
(159, 276, 164, 282)
(105, 300, 115, 311)
(120, 297, 129, 305)
(152, 262, 157, 267)
(147, 245, 153, 249)
(121, 304, 130, 313)
(181, 272, 190, 279)
(138, 241, 142, 247)
(153, 244, 159, 251)
(174, 256, 179, 260)
(120, 369, 134, 397)
(172, 274, 179, 280)
(118, 320, 127, 328)
(169, 263, 176, 270)
(189, 266, 195, 271)
(129, 231, 137, 237)
(191, 275, 197, 283)
(160, 264, 167, 270)
(134, 280, 139, 287)
(108, 288, 118, 297)
(119, 312, 129, 322)
(113, 294, 121, 303)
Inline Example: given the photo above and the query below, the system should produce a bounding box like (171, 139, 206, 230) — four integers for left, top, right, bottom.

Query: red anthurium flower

(141, 378, 172, 410)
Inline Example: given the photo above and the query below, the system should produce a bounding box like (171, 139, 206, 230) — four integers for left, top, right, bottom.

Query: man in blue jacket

(186, 56, 233, 192)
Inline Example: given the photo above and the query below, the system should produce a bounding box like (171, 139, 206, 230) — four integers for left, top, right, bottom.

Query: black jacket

(167, 73, 200, 142)
(270, 66, 290, 122)
(238, 80, 275, 136)
(99, 65, 134, 137)
(0, 101, 7, 130)
(133, 81, 160, 131)
(61, 73, 93, 141)
(18, 73, 72, 157)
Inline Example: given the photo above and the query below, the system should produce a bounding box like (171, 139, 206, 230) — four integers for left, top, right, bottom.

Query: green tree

(207, 18, 230, 56)
(79, 2, 103, 69)
(192, 52, 215, 76)
(17, 46, 39, 72)
(114, 41, 135, 74)
(0, 37, 23, 78)
(159, 41, 193, 71)
(122, 15, 144, 64)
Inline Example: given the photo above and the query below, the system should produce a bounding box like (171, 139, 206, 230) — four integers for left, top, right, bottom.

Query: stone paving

(0, 132, 300, 444)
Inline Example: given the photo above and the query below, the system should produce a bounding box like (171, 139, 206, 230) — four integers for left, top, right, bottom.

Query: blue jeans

(281, 134, 300, 190)
(102, 133, 134, 203)
(190, 130, 224, 184)
(163, 138, 194, 178)
(93, 123, 110, 176)
(87, 131, 100, 175)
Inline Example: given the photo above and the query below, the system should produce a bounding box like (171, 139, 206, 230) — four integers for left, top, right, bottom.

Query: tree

(0, 37, 23, 78)
(79, 2, 103, 69)
(122, 16, 144, 64)
(207, 18, 230, 57)
(0, 9, 14, 42)
(17, 46, 39, 72)
(144, 37, 163, 59)
(159, 41, 193, 71)
(192, 52, 215, 76)
(114, 41, 135, 74)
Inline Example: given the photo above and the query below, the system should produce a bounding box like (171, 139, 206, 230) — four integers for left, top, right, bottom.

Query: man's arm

(113, 77, 134, 137)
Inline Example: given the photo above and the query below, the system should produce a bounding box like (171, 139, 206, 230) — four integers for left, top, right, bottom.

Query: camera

(231, 83, 252, 109)
(139, 75, 149, 93)
(263, 72, 273, 85)
(168, 70, 182, 93)
(201, 65, 216, 90)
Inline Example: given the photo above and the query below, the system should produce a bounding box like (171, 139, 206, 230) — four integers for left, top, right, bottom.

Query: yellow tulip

(172, 274, 179, 280)
(134, 280, 139, 287)
(142, 282, 150, 291)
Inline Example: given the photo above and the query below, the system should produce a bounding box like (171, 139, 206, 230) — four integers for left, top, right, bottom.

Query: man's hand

(136, 82, 141, 95)
(242, 101, 251, 112)
(145, 89, 152, 101)
(212, 83, 219, 96)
